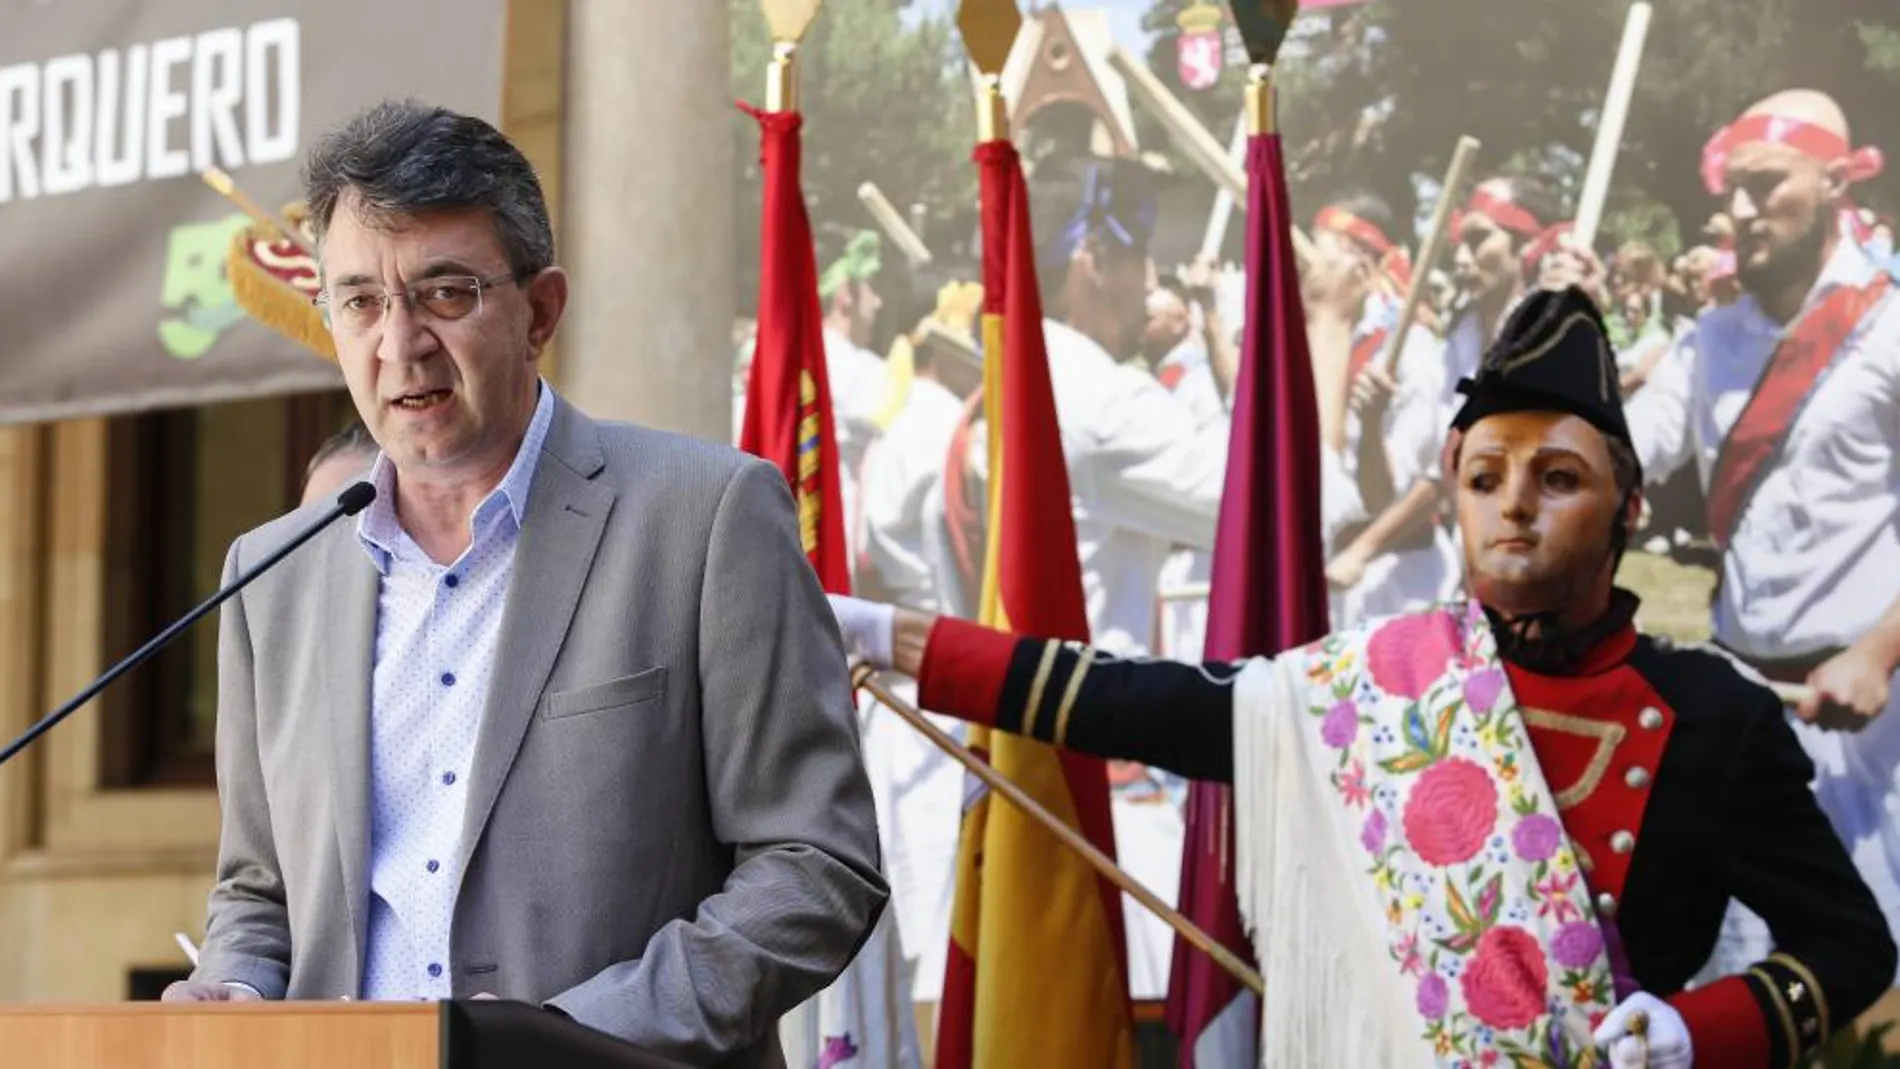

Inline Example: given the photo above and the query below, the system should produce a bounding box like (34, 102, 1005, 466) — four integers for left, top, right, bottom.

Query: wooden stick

(1573, 2, 1653, 251)
(1768, 681, 1813, 708)
(849, 663, 1266, 997)
(858, 182, 933, 266)
(1106, 46, 1316, 266)
(1199, 109, 1249, 263)
(200, 167, 314, 259)
(1377, 135, 1481, 377)
(1159, 581, 1212, 603)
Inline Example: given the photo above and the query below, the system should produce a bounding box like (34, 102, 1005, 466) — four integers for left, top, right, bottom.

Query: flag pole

(1376, 135, 1481, 378)
(850, 664, 1267, 997)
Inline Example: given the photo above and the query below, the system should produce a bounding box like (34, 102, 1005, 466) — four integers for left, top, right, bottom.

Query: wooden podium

(0, 999, 692, 1068)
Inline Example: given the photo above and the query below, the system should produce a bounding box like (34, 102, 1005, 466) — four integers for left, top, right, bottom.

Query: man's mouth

(1492, 535, 1538, 551)
(391, 389, 451, 411)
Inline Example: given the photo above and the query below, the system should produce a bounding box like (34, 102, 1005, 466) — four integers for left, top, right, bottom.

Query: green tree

(1140, 0, 1900, 256)
(729, 0, 979, 314)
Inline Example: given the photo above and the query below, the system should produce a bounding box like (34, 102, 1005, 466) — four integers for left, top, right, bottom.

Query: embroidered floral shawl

(1233, 601, 1616, 1068)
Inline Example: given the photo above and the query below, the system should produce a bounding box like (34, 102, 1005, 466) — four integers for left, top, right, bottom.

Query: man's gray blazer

(191, 395, 887, 1068)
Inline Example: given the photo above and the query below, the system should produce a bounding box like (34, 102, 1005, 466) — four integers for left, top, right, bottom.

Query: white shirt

(823, 325, 889, 577)
(859, 377, 964, 613)
(1627, 240, 1900, 658)
(1043, 319, 1229, 656)
(356, 385, 555, 1000)
(1333, 309, 1460, 626)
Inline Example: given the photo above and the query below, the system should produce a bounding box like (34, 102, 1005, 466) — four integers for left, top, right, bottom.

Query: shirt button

(1625, 766, 1651, 789)
(1610, 830, 1635, 855)
(444, 574, 460, 588)
(1596, 892, 1618, 917)
(441, 770, 457, 786)
(426, 859, 440, 873)
(440, 672, 456, 687)
(1638, 707, 1664, 730)
(427, 963, 443, 978)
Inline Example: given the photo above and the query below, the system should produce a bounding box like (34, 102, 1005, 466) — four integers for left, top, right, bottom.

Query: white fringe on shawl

(1232, 655, 1436, 1067)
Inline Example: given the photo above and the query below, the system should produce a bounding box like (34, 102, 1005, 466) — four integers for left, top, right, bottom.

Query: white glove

(1593, 991, 1691, 1069)
(827, 594, 896, 672)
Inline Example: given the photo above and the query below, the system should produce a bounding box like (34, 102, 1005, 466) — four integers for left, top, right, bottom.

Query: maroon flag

(1165, 125, 1329, 1068)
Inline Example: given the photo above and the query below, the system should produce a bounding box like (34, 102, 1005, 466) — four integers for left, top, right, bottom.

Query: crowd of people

(767, 84, 1900, 1062)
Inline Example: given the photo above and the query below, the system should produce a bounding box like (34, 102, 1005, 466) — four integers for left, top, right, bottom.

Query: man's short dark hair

(302, 100, 555, 277)
(304, 420, 379, 483)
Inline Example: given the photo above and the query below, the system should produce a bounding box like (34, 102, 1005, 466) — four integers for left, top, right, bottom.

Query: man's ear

(524, 266, 569, 359)
(1621, 489, 1644, 537)
(1822, 160, 1852, 205)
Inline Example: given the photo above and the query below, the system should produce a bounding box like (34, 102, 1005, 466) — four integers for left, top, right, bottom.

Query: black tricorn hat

(1450, 285, 1634, 459)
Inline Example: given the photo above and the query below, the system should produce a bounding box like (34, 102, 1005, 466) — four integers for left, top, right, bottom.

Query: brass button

(1610, 831, 1635, 855)
(1638, 707, 1664, 730)
(1596, 892, 1617, 917)
(1625, 766, 1651, 789)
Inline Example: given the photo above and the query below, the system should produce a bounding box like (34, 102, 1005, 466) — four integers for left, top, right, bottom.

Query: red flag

(737, 105, 851, 594)
(935, 138, 1135, 1069)
(1165, 130, 1329, 1066)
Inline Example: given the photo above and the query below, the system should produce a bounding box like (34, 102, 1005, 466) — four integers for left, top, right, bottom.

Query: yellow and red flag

(738, 103, 851, 593)
(935, 136, 1134, 1069)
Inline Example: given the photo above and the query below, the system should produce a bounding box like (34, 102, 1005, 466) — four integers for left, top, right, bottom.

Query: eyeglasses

(314, 272, 520, 334)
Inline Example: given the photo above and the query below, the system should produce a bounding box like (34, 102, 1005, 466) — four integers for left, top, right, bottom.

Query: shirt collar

(355, 382, 558, 572)
(1732, 237, 1877, 338)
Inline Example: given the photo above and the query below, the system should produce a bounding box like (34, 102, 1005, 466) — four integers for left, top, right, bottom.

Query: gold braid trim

(1767, 952, 1830, 1042)
(1022, 642, 1062, 740)
(1747, 964, 1801, 1067)
(1051, 648, 1097, 748)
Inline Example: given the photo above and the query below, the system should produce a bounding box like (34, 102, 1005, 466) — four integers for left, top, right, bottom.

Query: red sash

(939, 389, 988, 612)
(1706, 274, 1891, 549)
(1348, 327, 1390, 385)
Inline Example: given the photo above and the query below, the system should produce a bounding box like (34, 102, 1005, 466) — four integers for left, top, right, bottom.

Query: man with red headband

(1444, 176, 1574, 405)
(830, 286, 1894, 1067)
(1304, 191, 1460, 625)
(1626, 90, 1900, 991)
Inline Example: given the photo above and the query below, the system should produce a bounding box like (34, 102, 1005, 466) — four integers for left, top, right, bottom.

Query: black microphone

(0, 480, 377, 770)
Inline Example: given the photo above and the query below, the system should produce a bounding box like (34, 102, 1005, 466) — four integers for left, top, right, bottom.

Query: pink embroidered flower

(1415, 973, 1450, 1019)
(1395, 932, 1424, 976)
(1462, 667, 1505, 714)
(1551, 922, 1604, 969)
(1460, 926, 1549, 1030)
(1336, 761, 1370, 809)
(1401, 758, 1498, 866)
(1321, 700, 1359, 748)
(1360, 809, 1388, 854)
(1535, 872, 1581, 923)
(1511, 814, 1561, 862)
(1366, 612, 1461, 699)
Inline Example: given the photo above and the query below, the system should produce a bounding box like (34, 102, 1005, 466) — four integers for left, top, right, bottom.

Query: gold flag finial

(761, 0, 824, 113)
(1230, 0, 1301, 68)
(1246, 63, 1275, 136)
(957, 0, 1024, 142)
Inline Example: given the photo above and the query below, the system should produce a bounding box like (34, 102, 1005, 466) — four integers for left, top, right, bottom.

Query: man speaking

(162, 101, 886, 1069)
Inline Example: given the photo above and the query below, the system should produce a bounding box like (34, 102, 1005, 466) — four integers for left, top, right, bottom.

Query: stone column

(560, 0, 735, 443)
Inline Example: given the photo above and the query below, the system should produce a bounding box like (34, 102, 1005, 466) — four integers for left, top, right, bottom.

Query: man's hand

(1347, 365, 1398, 419)
(1593, 992, 1691, 1069)
(1538, 235, 1606, 299)
(162, 980, 263, 1003)
(1798, 644, 1892, 732)
(1325, 546, 1372, 591)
